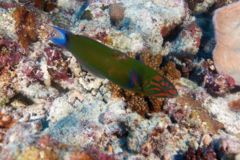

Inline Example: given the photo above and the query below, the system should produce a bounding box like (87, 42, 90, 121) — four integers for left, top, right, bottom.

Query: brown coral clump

(14, 6, 39, 50)
(148, 97, 164, 113)
(109, 3, 125, 28)
(108, 51, 180, 116)
(228, 98, 240, 113)
(159, 61, 181, 82)
(68, 152, 96, 160)
(186, 143, 217, 160)
(140, 50, 162, 72)
(128, 95, 149, 116)
(0, 108, 17, 142)
(185, 0, 204, 11)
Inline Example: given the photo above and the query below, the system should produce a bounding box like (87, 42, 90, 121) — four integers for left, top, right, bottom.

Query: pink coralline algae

(139, 127, 165, 156)
(20, 47, 72, 82)
(172, 23, 202, 54)
(161, 22, 177, 37)
(84, 148, 115, 160)
(45, 47, 61, 66)
(0, 2, 16, 9)
(200, 60, 235, 95)
(21, 58, 44, 81)
(182, 23, 201, 49)
(44, 47, 72, 81)
(0, 38, 24, 74)
(219, 137, 240, 156)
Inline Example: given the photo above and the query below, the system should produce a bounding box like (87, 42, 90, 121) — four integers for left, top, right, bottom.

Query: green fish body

(50, 26, 178, 98)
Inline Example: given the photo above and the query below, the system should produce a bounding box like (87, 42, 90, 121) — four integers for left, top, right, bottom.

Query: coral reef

(0, 0, 240, 159)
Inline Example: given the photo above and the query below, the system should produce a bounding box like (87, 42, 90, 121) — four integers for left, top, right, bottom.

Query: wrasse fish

(50, 26, 178, 98)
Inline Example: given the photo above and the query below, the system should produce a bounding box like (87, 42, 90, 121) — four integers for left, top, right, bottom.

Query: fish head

(142, 75, 178, 98)
(50, 26, 71, 49)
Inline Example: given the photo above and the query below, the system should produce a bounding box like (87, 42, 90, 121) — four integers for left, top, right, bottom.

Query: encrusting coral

(212, 1, 240, 85)
(109, 50, 181, 116)
(165, 92, 225, 134)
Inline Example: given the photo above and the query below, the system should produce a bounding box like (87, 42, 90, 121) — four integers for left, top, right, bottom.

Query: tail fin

(50, 26, 71, 49)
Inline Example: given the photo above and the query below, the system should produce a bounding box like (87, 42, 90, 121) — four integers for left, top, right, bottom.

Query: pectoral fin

(129, 69, 141, 88)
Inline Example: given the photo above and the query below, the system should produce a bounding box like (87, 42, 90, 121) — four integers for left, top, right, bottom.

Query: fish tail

(50, 26, 71, 49)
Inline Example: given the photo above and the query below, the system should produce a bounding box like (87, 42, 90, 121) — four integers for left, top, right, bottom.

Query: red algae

(14, 6, 39, 50)
(186, 143, 217, 160)
(0, 38, 24, 75)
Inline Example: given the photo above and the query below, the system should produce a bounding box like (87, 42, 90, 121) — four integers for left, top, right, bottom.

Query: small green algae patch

(0, 92, 9, 108)
(80, 10, 93, 20)
(100, 4, 107, 10)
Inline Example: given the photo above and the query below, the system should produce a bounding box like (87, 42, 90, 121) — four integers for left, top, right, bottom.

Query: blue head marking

(130, 68, 140, 88)
(50, 26, 71, 49)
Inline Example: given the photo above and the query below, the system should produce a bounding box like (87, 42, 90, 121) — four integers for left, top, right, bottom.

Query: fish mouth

(50, 26, 70, 49)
